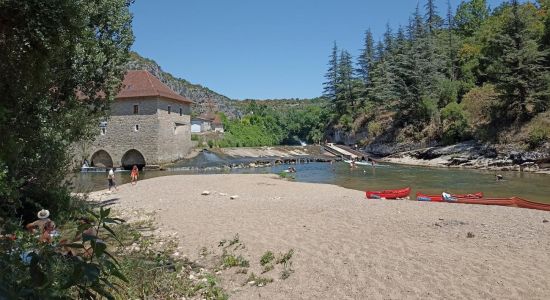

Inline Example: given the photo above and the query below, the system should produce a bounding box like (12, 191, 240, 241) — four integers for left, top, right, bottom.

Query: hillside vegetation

(127, 52, 240, 117)
(323, 0, 550, 149)
(215, 99, 328, 147)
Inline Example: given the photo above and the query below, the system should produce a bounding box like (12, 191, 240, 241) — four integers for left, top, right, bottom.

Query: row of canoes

(365, 187, 550, 212)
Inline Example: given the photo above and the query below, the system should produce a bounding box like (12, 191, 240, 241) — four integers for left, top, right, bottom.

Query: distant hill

(126, 52, 240, 117)
(234, 98, 328, 112)
(126, 52, 323, 118)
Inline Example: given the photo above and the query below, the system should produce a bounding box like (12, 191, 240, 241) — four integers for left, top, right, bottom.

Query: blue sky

(131, 0, 508, 100)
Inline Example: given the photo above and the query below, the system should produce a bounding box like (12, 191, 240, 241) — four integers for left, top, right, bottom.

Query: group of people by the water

(106, 165, 140, 192)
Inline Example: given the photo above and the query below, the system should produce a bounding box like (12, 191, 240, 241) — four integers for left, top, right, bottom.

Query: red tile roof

(116, 70, 193, 104)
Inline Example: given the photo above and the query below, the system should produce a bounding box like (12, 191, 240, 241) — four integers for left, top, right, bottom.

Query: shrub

(436, 79, 459, 108)
(367, 121, 383, 138)
(461, 84, 500, 140)
(440, 102, 470, 144)
(526, 115, 550, 148)
(0, 207, 126, 299)
(260, 251, 275, 266)
(191, 134, 199, 141)
(245, 273, 273, 287)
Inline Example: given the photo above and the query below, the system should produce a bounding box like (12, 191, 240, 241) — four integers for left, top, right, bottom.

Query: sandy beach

(90, 174, 550, 299)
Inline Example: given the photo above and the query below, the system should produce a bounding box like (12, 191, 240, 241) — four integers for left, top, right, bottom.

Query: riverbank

(90, 174, 550, 299)
(372, 141, 550, 174)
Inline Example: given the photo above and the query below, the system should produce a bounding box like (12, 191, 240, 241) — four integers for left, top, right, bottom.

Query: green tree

(323, 42, 339, 103)
(454, 0, 490, 36)
(425, 0, 444, 33)
(446, 0, 458, 80)
(357, 28, 375, 86)
(0, 0, 134, 223)
(482, 1, 549, 122)
(335, 50, 361, 116)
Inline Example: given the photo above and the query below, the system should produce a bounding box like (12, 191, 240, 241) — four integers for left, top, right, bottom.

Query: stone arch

(90, 150, 113, 168)
(121, 149, 146, 170)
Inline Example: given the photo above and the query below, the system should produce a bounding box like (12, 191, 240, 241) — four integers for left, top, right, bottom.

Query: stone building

(191, 117, 211, 133)
(83, 70, 193, 169)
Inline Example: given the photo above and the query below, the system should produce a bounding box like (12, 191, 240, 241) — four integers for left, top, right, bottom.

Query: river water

(72, 152, 550, 204)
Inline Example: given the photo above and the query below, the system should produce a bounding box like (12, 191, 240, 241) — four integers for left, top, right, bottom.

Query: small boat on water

(513, 197, 550, 211)
(366, 187, 411, 199)
(416, 192, 483, 202)
(344, 160, 388, 167)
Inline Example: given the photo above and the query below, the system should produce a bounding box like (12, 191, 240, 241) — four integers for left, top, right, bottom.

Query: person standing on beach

(108, 168, 118, 191)
(130, 165, 139, 185)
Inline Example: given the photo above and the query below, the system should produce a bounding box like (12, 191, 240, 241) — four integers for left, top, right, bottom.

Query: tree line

(323, 0, 550, 146)
(216, 99, 327, 147)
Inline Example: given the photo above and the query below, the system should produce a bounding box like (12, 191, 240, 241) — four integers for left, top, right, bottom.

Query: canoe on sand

(366, 187, 411, 199)
(513, 197, 550, 211)
(416, 192, 483, 202)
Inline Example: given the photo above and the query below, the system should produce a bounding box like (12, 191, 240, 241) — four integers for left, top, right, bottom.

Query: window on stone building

(179, 107, 183, 116)
(100, 121, 107, 135)
(133, 104, 139, 114)
(134, 124, 139, 131)
(168, 105, 171, 114)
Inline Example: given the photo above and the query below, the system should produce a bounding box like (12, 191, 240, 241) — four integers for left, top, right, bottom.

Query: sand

(90, 174, 550, 299)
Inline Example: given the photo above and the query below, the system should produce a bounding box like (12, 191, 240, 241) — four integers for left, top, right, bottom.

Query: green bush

(191, 134, 199, 141)
(0, 207, 126, 299)
(441, 102, 470, 144)
(367, 121, 383, 138)
(436, 79, 459, 108)
(527, 116, 550, 148)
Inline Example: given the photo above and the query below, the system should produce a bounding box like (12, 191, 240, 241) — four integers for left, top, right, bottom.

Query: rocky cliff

(126, 52, 239, 117)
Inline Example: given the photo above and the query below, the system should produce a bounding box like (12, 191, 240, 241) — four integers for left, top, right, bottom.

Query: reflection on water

(71, 159, 550, 204)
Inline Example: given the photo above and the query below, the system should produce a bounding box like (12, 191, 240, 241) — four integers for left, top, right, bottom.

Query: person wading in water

(131, 165, 139, 185)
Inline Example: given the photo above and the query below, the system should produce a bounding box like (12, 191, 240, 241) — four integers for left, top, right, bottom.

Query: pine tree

(383, 23, 394, 53)
(446, 0, 456, 80)
(425, 0, 443, 33)
(483, 0, 549, 122)
(410, 4, 425, 40)
(357, 29, 375, 85)
(323, 42, 339, 103)
(335, 50, 357, 114)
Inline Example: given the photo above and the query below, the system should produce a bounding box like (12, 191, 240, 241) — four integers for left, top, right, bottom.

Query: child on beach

(131, 165, 139, 185)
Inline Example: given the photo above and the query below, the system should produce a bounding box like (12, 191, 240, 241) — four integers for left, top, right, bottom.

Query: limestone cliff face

(126, 52, 240, 117)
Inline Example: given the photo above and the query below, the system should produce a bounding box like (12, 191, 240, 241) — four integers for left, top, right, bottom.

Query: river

(72, 152, 550, 204)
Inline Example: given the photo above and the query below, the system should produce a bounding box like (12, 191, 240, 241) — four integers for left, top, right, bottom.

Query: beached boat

(513, 197, 550, 211)
(416, 192, 484, 202)
(366, 187, 411, 199)
(455, 197, 516, 206)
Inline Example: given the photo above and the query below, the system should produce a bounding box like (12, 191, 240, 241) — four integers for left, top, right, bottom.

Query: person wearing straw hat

(25, 209, 55, 234)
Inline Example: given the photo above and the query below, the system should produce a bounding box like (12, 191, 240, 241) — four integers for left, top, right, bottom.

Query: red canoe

(456, 197, 516, 206)
(416, 192, 483, 202)
(366, 187, 411, 199)
(513, 197, 550, 211)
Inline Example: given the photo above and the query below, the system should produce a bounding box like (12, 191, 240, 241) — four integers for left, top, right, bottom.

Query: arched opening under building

(90, 150, 113, 168)
(121, 149, 146, 170)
